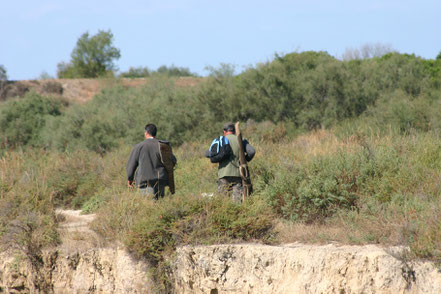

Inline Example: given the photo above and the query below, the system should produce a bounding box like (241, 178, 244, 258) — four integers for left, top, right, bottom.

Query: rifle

(159, 140, 175, 194)
(235, 122, 252, 201)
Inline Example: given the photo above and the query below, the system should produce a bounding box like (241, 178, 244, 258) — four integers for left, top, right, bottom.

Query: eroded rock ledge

(0, 209, 152, 293)
(0, 247, 151, 293)
(2, 210, 441, 293)
(173, 243, 441, 294)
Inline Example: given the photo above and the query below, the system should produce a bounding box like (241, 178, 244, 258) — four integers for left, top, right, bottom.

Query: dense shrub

(0, 93, 67, 148)
(120, 65, 198, 78)
(42, 77, 214, 152)
(45, 150, 105, 208)
(155, 65, 198, 77)
(0, 151, 59, 268)
(119, 66, 151, 78)
(195, 52, 441, 132)
(255, 149, 361, 222)
(3, 51, 441, 154)
(42, 81, 63, 95)
(92, 193, 274, 291)
(0, 65, 7, 100)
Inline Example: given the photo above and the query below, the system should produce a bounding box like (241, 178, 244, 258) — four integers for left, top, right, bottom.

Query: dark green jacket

(218, 134, 255, 179)
(126, 138, 176, 187)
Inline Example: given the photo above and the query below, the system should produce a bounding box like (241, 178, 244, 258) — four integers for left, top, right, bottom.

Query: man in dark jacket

(126, 124, 176, 199)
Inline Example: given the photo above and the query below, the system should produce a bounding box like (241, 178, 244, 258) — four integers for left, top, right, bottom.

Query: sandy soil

(55, 209, 103, 252)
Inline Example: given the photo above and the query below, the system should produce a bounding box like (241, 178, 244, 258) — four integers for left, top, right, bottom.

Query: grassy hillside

(1, 51, 441, 291)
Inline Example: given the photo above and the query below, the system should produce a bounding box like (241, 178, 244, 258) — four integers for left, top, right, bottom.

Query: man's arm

(126, 145, 140, 187)
(243, 139, 256, 162)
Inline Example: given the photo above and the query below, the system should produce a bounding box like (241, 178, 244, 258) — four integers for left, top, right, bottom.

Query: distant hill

(0, 77, 202, 103)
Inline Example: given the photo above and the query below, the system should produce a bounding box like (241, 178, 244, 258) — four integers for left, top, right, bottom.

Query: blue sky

(1, 0, 440, 80)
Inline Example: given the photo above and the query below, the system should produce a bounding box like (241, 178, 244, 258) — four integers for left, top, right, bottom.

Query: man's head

(223, 123, 235, 135)
(144, 123, 157, 138)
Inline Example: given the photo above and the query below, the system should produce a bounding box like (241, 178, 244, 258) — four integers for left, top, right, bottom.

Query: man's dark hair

(223, 123, 235, 133)
(145, 123, 157, 137)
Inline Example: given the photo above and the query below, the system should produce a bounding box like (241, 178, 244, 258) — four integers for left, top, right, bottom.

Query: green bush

(0, 150, 59, 265)
(364, 90, 433, 133)
(44, 77, 214, 152)
(119, 66, 151, 78)
(258, 152, 360, 222)
(45, 150, 105, 208)
(155, 65, 198, 77)
(6, 51, 441, 154)
(92, 193, 274, 292)
(0, 93, 67, 148)
(120, 65, 198, 78)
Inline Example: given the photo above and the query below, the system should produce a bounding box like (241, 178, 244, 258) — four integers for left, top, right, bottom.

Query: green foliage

(120, 66, 151, 78)
(0, 151, 59, 259)
(197, 51, 439, 131)
(197, 52, 364, 128)
(56, 62, 76, 79)
(0, 64, 7, 81)
(155, 65, 198, 77)
(360, 88, 441, 135)
(93, 193, 274, 292)
(58, 30, 121, 78)
(0, 93, 66, 148)
(205, 63, 236, 78)
(256, 150, 360, 222)
(38, 71, 54, 80)
(43, 77, 210, 152)
(6, 51, 441, 154)
(120, 65, 198, 78)
(45, 150, 105, 208)
(0, 65, 7, 100)
(4, 117, 441, 288)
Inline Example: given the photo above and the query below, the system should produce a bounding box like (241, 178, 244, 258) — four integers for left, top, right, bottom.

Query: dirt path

(55, 209, 103, 252)
(56, 209, 96, 232)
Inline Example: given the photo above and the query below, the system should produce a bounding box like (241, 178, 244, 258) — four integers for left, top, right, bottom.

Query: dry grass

(2, 125, 441, 265)
(274, 221, 348, 244)
(56, 209, 104, 252)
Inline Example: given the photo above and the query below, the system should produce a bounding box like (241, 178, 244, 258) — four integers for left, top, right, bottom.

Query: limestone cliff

(173, 243, 441, 294)
(0, 210, 151, 293)
(0, 247, 151, 293)
(1, 210, 441, 293)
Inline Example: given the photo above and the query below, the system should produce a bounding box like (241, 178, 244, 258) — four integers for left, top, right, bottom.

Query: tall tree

(58, 30, 121, 78)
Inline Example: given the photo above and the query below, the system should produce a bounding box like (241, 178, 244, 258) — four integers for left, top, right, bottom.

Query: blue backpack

(208, 136, 232, 163)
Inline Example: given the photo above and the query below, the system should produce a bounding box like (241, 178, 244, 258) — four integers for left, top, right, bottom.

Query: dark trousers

(139, 180, 167, 199)
(217, 176, 243, 202)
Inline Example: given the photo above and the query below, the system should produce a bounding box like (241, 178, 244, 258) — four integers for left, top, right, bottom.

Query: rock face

(173, 243, 441, 294)
(2, 210, 441, 293)
(0, 209, 152, 293)
(0, 247, 151, 293)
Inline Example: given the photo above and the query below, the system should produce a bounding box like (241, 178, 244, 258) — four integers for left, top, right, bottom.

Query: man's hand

(128, 180, 134, 189)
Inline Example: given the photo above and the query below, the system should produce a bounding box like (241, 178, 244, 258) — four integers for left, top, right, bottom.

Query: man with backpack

(126, 123, 176, 199)
(206, 123, 255, 202)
